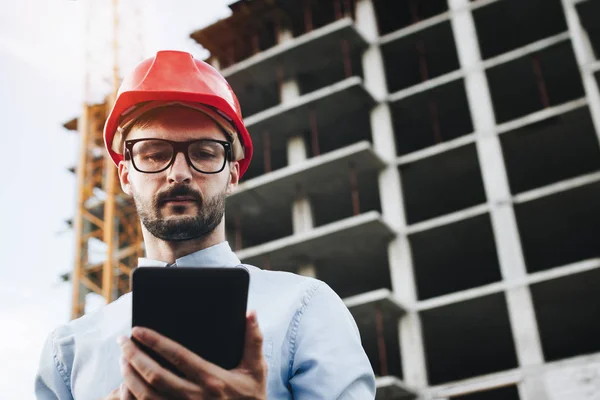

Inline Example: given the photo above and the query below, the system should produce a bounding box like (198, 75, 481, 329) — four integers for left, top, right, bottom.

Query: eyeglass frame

(123, 138, 232, 174)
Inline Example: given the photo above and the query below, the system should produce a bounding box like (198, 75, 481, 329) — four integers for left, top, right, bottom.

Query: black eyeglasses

(124, 138, 232, 174)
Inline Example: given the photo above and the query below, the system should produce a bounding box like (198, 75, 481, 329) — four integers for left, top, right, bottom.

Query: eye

(190, 149, 217, 160)
(142, 150, 171, 162)
(189, 141, 224, 161)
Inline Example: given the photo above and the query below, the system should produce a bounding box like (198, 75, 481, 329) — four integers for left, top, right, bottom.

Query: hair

(120, 106, 171, 157)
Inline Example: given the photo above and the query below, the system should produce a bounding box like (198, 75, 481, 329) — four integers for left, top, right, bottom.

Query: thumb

(241, 310, 264, 371)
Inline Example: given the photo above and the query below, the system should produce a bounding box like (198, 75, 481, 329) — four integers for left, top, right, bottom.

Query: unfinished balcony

(241, 77, 375, 181)
(235, 211, 395, 297)
(399, 143, 487, 224)
(216, 17, 369, 118)
(486, 39, 585, 124)
(472, 0, 567, 60)
(576, 0, 600, 59)
(376, 377, 417, 400)
(373, 0, 448, 36)
(226, 141, 384, 247)
(269, 0, 357, 39)
(420, 292, 519, 385)
(514, 179, 600, 273)
(448, 385, 520, 400)
(226, 142, 391, 296)
(345, 289, 416, 399)
(296, 41, 364, 96)
(380, 18, 460, 94)
(409, 212, 502, 300)
(531, 267, 600, 363)
(500, 103, 600, 194)
(390, 77, 473, 157)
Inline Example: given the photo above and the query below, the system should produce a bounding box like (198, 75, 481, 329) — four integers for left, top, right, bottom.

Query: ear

(226, 160, 240, 195)
(118, 160, 133, 196)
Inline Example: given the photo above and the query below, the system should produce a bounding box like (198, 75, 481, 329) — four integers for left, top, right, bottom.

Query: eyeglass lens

(131, 139, 226, 173)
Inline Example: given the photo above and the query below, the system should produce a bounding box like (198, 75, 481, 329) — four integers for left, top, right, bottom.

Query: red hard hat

(103, 50, 253, 177)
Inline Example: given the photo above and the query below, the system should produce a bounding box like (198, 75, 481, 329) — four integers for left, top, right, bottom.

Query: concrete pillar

(278, 28, 294, 43)
(288, 136, 315, 234)
(354, 0, 379, 43)
(297, 264, 317, 278)
(560, 0, 600, 148)
(356, 0, 429, 388)
(519, 375, 550, 400)
(291, 194, 314, 233)
(210, 57, 220, 70)
(281, 79, 300, 104)
(278, 27, 317, 279)
(449, 2, 545, 396)
(287, 134, 316, 279)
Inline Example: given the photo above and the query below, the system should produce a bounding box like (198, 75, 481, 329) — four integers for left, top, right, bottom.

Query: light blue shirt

(35, 241, 376, 399)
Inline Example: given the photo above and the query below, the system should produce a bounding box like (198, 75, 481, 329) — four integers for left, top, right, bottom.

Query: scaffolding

(64, 102, 143, 318)
(65, 0, 145, 318)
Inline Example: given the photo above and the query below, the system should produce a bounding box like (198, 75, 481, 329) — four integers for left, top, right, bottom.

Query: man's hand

(102, 384, 129, 399)
(117, 311, 267, 400)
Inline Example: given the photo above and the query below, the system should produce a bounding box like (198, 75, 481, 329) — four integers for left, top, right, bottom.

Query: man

(35, 50, 376, 399)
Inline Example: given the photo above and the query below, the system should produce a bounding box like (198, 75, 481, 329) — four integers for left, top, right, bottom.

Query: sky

(0, 0, 231, 397)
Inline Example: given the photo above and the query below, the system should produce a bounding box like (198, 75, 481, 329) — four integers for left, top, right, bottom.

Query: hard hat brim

(112, 100, 245, 162)
(104, 90, 253, 177)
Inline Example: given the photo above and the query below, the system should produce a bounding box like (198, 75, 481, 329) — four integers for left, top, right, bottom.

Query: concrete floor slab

(227, 141, 384, 217)
(450, 385, 520, 400)
(344, 288, 406, 325)
(240, 77, 376, 180)
(221, 17, 368, 90)
(345, 289, 408, 381)
(424, 351, 600, 399)
(245, 76, 374, 140)
(375, 376, 417, 399)
(236, 211, 394, 272)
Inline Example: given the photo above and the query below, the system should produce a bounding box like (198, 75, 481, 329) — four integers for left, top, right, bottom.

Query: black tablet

(131, 266, 250, 373)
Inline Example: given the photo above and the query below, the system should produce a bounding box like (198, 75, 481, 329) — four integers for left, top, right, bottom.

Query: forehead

(126, 106, 227, 142)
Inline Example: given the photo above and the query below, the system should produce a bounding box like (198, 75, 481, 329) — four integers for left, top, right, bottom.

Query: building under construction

(65, 0, 600, 398)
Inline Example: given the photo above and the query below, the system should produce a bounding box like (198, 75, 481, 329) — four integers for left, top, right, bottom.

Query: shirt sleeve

(34, 330, 74, 400)
(288, 281, 376, 400)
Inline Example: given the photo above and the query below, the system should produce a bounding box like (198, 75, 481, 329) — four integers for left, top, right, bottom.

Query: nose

(167, 152, 193, 184)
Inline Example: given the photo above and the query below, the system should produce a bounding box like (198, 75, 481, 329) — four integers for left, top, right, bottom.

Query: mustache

(155, 185, 203, 206)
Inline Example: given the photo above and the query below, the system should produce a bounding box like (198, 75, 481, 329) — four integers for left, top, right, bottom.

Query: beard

(132, 183, 226, 242)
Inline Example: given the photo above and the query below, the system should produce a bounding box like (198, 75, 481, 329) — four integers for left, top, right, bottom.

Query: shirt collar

(137, 241, 241, 268)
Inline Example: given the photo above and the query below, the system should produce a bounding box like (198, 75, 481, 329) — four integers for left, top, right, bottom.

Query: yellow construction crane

(64, 0, 144, 319)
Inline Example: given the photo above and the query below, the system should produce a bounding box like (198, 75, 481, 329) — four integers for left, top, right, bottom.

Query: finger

(119, 336, 200, 395)
(119, 383, 134, 400)
(131, 327, 228, 384)
(103, 386, 120, 400)
(240, 310, 266, 373)
(120, 357, 166, 400)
